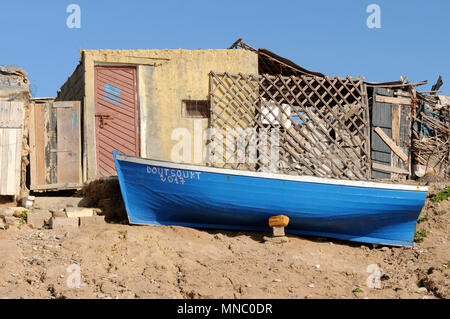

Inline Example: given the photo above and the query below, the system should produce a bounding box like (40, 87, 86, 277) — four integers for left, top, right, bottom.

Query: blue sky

(1, 0, 449, 97)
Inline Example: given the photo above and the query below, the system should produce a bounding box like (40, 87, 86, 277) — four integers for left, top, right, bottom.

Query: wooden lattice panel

(209, 72, 371, 180)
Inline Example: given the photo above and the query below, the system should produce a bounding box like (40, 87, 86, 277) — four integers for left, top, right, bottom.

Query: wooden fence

(209, 72, 371, 180)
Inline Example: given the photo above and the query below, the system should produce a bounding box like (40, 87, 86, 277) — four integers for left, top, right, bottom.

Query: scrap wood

(372, 163, 409, 175)
(421, 113, 449, 133)
(374, 127, 409, 162)
(375, 95, 412, 105)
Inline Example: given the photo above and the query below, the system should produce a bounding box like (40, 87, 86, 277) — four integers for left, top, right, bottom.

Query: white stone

(272, 226, 285, 237)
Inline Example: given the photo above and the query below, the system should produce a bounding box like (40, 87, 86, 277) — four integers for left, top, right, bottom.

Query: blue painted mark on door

(73, 110, 78, 127)
(104, 83, 122, 106)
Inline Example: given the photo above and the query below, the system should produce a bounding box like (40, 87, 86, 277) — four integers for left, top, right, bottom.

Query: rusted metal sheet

(29, 101, 82, 191)
(0, 101, 24, 195)
(94, 66, 139, 177)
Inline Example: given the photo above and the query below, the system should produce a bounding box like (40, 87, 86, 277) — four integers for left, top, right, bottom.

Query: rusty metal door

(94, 66, 139, 177)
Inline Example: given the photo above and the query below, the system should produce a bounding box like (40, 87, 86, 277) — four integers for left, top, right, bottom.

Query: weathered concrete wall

(56, 58, 86, 180)
(56, 60, 85, 102)
(80, 49, 257, 181)
(0, 65, 30, 102)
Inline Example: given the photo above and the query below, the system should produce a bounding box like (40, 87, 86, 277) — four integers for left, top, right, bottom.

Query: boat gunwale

(115, 153, 429, 192)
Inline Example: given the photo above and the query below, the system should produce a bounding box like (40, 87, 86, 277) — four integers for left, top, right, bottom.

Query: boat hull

(113, 152, 428, 247)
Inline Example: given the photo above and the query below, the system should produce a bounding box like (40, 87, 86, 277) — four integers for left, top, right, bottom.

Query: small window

(182, 100, 210, 118)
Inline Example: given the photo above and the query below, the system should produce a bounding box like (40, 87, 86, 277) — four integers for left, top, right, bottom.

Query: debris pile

(412, 94, 450, 179)
(0, 65, 30, 101)
(79, 177, 127, 220)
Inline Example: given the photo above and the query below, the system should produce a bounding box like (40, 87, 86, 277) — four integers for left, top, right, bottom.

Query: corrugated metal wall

(94, 66, 139, 177)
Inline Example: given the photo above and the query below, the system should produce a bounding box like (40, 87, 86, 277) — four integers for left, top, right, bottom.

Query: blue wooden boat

(113, 151, 428, 247)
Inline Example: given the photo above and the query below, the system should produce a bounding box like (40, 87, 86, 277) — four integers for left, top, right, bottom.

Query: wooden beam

(418, 90, 442, 94)
(376, 95, 411, 105)
(372, 163, 409, 175)
(395, 91, 411, 97)
(392, 106, 400, 143)
(374, 127, 409, 162)
(409, 80, 428, 87)
(30, 182, 83, 191)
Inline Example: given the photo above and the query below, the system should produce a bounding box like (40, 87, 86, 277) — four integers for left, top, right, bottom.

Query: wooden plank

(11, 102, 23, 195)
(418, 90, 441, 94)
(7, 104, 16, 194)
(391, 104, 401, 180)
(53, 101, 76, 108)
(0, 101, 24, 195)
(392, 105, 400, 143)
(372, 163, 409, 175)
(374, 127, 408, 162)
(0, 102, 10, 193)
(31, 182, 83, 191)
(400, 104, 412, 177)
(48, 104, 57, 184)
(376, 95, 411, 105)
(34, 104, 46, 186)
(55, 101, 82, 184)
(29, 103, 37, 189)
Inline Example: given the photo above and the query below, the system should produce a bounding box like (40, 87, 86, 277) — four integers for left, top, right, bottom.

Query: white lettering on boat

(146, 166, 200, 184)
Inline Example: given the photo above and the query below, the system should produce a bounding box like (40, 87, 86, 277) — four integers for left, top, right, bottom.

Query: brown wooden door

(29, 101, 82, 191)
(94, 66, 139, 177)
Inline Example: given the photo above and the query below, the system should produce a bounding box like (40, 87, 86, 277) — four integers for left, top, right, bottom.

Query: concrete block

(79, 215, 105, 227)
(52, 209, 67, 218)
(33, 197, 84, 211)
(27, 210, 52, 229)
(20, 196, 35, 209)
(65, 207, 95, 218)
(272, 226, 285, 237)
(49, 217, 79, 229)
(263, 235, 289, 244)
(3, 215, 19, 226)
(0, 208, 14, 218)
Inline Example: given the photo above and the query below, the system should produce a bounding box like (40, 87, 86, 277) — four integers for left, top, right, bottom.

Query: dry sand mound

(0, 184, 448, 299)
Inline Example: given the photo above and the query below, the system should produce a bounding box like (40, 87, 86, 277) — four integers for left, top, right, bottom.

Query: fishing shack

(48, 39, 448, 193)
(55, 49, 257, 183)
